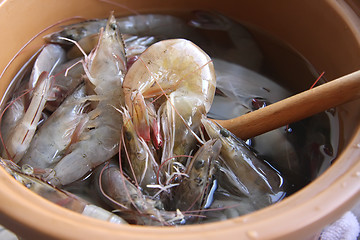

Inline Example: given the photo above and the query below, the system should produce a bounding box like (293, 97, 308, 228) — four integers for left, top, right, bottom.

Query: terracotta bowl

(0, 0, 359, 239)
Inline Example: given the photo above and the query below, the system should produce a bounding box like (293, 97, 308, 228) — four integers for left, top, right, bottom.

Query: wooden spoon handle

(214, 70, 360, 139)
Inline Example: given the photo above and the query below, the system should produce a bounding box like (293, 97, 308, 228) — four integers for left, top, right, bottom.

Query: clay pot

(0, 0, 359, 239)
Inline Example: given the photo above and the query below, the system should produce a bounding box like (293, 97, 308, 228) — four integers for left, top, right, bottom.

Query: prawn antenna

(310, 71, 326, 89)
(57, 37, 88, 60)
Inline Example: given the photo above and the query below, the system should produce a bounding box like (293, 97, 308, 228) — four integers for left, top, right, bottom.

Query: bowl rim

(0, 0, 359, 239)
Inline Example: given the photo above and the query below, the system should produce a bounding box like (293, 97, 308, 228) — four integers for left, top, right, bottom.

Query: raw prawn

(0, 159, 127, 224)
(201, 117, 287, 208)
(1, 72, 52, 163)
(45, 13, 126, 186)
(95, 161, 183, 225)
(122, 39, 216, 173)
(173, 139, 221, 214)
(19, 84, 88, 169)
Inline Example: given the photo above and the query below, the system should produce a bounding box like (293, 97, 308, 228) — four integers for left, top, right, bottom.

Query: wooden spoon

(213, 70, 360, 139)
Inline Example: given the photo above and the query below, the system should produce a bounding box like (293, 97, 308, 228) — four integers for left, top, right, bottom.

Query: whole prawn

(201, 117, 287, 208)
(173, 139, 221, 216)
(45, 13, 126, 186)
(95, 160, 184, 225)
(122, 39, 216, 178)
(0, 159, 127, 224)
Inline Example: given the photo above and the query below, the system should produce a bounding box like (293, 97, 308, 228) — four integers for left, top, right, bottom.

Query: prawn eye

(220, 128, 230, 137)
(22, 164, 34, 175)
(194, 159, 205, 170)
(110, 23, 117, 30)
(125, 131, 132, 141)
(25, 182, 33, 189)
(66, 33, 75, 40)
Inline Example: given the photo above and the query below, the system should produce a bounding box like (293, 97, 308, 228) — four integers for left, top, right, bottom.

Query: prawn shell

(123, 38, 216, 113)
(174, 139, 221, 212)
(201, 117, 287, 207)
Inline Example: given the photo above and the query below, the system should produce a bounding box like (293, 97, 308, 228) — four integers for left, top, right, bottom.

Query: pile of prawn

(0, 12, 287, 226)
